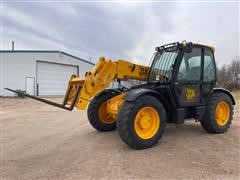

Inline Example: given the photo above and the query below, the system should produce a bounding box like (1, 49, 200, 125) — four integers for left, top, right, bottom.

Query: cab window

(177, 48, 202, 81)
(204, 48, 215, 82)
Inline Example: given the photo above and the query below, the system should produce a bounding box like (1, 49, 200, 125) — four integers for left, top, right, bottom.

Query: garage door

(37, 61, 78, 96)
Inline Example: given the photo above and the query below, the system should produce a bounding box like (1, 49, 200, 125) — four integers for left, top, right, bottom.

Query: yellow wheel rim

(215, 101, 230, 126)
(134, 106, 160, 139)
(98, 102, 115, 124)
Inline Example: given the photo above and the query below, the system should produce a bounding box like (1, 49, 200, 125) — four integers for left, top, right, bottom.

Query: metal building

(0, 50, 94, 96)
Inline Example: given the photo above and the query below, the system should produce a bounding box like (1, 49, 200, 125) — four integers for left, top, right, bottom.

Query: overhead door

(37, 61, 78, 96)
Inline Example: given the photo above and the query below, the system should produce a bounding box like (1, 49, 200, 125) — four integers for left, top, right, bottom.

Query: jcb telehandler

(6, 41, 235, 149)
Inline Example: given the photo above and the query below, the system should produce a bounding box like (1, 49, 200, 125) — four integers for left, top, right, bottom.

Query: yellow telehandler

(6, 41, 235, 149)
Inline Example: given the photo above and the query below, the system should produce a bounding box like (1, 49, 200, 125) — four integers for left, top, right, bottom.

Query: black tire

(200, 92, 234, 133)
(87, 90, 119, 131)
(117, 95, 166, 149)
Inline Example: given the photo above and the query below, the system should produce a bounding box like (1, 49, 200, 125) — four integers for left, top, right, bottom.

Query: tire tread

(117, 95, 166, 149)
(87, 91, 118, 131)
(200, 92, 234, 133)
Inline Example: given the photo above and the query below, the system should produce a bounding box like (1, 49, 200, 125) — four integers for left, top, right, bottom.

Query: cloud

(1, 1, 239, 66)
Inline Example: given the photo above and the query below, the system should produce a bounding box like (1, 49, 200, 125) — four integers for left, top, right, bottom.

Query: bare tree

(217, 56, 240, 90)
(229, 56, 240, 88)
(217, 65, 232, 89)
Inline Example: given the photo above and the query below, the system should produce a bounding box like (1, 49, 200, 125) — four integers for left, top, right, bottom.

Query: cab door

(173, 47, 203, 107)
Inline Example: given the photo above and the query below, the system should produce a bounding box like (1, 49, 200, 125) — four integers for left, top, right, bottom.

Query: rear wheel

(201, 92, 233, 133)
(117, 95, 166, 149)
(87, 90, 119, 131)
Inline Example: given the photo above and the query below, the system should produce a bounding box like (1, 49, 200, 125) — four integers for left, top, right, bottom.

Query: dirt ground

(1, 91, 240, 180)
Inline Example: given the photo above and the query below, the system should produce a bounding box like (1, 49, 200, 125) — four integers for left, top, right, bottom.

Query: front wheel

(87, 90, 119, 131)
(117, 95, 166, 149)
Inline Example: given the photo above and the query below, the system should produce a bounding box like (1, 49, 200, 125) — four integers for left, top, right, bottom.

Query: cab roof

(156, 41, 215, 53)
(193, 43, 215, 53)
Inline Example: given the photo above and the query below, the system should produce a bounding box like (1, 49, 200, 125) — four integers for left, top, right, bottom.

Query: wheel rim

(215, 101, 230, 126)
(134, 106, 160, 139)
(98, 102, 115, 124)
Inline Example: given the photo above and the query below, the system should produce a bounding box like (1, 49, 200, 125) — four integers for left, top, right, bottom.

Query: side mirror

(185, 42, 193, 53)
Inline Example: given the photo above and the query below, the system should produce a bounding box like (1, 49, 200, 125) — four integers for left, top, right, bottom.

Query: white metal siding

(1, 53, 36, 96)
(0, 52, 93, 96)
(0, 53, 2, 96)
(37, 62, 78, 96)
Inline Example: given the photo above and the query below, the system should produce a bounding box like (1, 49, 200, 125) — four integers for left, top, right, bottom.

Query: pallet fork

(4, 83, 81, 111)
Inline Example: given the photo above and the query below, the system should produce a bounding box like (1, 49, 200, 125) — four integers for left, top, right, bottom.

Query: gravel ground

(1, 91, 240, 179)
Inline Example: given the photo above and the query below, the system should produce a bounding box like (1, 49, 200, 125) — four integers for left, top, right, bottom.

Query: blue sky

(1, 1, 239, 66)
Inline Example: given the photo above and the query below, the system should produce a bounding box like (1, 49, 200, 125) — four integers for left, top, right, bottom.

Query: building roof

(0, 50, 95, 65)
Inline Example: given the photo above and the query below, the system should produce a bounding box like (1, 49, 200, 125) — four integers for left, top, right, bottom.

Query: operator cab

(147, 41, 217, 123)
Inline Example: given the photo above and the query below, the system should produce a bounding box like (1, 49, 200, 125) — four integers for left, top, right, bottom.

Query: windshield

(148, 48, 179, 82)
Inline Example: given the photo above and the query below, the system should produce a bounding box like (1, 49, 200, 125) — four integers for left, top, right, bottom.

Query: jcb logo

(139, 67, 149, 76)
(185, 88, 196, 100)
